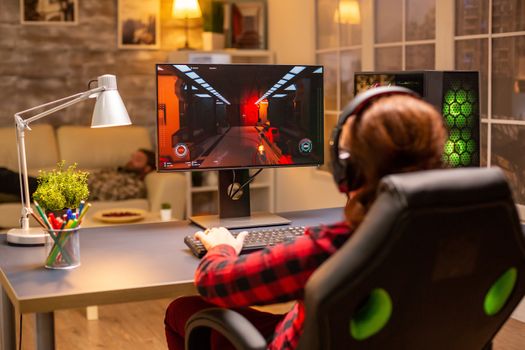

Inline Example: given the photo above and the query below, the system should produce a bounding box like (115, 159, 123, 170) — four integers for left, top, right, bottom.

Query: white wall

(268, 0, 347, 212)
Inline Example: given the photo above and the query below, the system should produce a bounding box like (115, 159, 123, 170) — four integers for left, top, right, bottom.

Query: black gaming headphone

(330, 86, 420, 193)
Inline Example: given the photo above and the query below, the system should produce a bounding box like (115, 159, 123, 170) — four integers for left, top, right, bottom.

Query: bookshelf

(168, 49, 275, 64)
(185, 169, 275, 218)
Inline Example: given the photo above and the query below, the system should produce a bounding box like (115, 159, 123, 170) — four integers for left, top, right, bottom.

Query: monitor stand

(190, 169, 291, 229)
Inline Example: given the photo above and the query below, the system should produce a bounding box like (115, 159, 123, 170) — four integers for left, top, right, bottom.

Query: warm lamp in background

(172, 0, 202, 50)
(7, 74, 131, 245)
(335, 0, 361, 24)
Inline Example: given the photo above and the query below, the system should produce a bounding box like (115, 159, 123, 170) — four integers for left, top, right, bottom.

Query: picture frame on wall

(20, 0, 78, 25)
(118, 0, 161, 49)
(225, 0, 267, 50)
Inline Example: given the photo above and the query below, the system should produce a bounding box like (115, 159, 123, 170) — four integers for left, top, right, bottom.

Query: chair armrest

(185, 308, 267, 350)
(144, 172, 186, 219)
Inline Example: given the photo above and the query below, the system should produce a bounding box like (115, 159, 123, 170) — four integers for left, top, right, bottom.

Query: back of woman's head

(351, 94, 446, 185)
(344, 94, 447, 224)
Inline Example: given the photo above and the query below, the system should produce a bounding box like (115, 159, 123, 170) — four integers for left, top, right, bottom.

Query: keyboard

(184, 226, 306, 258)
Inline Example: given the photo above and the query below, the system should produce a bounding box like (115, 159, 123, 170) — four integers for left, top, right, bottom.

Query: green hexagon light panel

(442, 76, 479, 167)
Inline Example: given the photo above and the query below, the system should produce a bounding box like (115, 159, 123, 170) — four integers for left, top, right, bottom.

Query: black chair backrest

(298, 168, 525, 350)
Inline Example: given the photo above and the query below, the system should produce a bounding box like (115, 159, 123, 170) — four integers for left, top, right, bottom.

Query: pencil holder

(44, 227, 81, 269)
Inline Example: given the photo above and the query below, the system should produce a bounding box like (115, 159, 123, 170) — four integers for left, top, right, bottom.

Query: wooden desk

(0, 208, 343, 350)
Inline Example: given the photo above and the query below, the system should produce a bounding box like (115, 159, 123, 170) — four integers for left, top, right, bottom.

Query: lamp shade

(91, 75, 132, 128)
(172, 0, 202, 19)
(335, 0, 361, 24)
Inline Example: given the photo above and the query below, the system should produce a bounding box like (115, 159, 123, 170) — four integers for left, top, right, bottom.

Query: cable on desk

(229, 169, 263, 199)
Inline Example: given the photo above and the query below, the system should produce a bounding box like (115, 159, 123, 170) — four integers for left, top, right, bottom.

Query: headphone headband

(330, 86, 420, 193)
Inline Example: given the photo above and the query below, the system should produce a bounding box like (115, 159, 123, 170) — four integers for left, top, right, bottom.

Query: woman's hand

(194, 227, 248, 255)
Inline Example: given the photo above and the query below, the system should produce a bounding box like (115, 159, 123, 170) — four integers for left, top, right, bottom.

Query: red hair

(344, 95, 447, 225)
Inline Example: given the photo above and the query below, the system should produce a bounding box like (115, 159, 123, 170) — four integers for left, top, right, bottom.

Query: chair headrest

(378, 167, 512, 208)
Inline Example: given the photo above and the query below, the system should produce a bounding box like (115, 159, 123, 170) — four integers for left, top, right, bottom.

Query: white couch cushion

(56, 125, 152, 169)
(0, 124, 59, 171)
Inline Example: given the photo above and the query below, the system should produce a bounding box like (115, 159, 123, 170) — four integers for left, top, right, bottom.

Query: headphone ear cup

(330, 126, 349, 192)
(331, 151, 363, 192)
(330, 119, 362, 193)
(331, 153, 362, 193)
(345, 157, 363, 192)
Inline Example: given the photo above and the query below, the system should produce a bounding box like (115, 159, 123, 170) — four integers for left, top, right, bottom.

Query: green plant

(200, 0, 224, 33)
(161, 202, 172, 210)
(32, 161, 89, 211)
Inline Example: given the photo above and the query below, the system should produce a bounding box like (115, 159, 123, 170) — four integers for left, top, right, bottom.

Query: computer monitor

(156, 63, 324, 229)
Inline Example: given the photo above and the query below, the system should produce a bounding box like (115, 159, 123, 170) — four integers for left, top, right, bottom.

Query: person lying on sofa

(0, 148, 156, 201)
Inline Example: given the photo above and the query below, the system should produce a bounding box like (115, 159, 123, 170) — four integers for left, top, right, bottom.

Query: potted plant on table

(32, 161, 89, 216)
(160, 202, 172, 222)
(32, 161, 89, 269)
(201, 0, 225, 50)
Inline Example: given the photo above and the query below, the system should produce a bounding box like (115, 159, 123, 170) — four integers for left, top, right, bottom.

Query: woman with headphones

(164, 87, 447, 350)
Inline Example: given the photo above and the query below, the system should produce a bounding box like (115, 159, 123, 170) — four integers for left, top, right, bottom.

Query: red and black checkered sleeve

(194, 222, 350, 307)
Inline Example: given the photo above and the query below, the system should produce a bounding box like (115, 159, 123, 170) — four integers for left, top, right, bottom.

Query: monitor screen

(156, 64, 324, 171)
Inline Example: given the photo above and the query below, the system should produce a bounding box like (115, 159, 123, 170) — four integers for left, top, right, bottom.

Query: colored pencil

(77, 203, 91, 224)
(29, 209, 47, 229)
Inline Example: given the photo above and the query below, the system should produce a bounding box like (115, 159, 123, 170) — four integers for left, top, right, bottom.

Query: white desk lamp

(7, 74, 131, 245)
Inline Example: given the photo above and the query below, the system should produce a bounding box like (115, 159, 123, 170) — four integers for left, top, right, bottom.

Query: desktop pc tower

(354, 71, 480, 167)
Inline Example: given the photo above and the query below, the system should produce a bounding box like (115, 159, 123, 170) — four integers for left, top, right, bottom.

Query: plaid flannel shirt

(195, 221, 352, 350)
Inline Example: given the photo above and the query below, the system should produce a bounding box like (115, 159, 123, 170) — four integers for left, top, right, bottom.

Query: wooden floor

(17, 299, 525, 349)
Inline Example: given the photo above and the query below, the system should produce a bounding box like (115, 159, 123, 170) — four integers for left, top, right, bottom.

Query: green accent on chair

(484, 267, 518, 316)
(350, 288, 393, 341)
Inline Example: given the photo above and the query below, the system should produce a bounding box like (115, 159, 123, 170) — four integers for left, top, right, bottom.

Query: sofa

(0, 123, 186, 228)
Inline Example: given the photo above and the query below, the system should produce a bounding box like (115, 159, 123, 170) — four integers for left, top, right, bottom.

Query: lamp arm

(16, 86, 105, 128)
(14, 85, 105, 230)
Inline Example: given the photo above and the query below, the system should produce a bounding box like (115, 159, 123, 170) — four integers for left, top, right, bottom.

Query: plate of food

(92, 208, 147, 224)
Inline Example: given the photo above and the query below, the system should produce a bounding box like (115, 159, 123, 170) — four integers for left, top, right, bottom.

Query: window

(315, 0, 363, 170)
(315, 0, 525, 208)
(455, 0, 525, 204)
(375, 0, 436, 70)
(315, 0, 435, 170)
